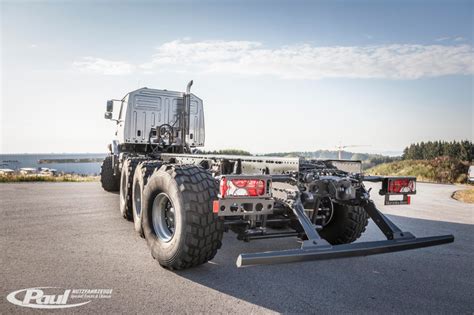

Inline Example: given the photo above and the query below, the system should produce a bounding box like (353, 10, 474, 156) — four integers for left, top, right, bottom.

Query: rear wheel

(318, 204, 368, 244)
(119, 158, 144, 221)
(132, 161, 162, 237)
(100, 155, 119, 192)
(142, 165, 223, 270)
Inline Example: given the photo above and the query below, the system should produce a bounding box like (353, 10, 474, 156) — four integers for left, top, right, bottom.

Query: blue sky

(1, 0, 473, 154)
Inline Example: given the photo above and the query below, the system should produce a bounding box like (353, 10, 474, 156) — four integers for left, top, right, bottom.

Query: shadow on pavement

(176, 215, 473, 313)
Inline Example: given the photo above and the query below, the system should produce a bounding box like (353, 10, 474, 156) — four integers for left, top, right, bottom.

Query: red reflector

(407, 196, 411, 205)
(388, 179, 415, 194)
(213, 200, 220, 213)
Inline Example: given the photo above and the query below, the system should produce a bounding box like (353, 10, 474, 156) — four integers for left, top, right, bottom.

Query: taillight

(388, 178, 416, 194)
(219, 177, 267, 197)
(380, 177, 416, 205)
(239, 179, 265, 196)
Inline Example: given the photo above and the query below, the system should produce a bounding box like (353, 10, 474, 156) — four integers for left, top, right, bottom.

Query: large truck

(101, 81, 454, 270)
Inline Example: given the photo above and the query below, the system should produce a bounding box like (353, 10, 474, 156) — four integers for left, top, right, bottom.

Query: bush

(366, 157, 470, 184)
(0, 174, 98, 183)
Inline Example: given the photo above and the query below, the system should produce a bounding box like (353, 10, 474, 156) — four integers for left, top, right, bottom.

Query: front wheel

(100, 155, 119, 192)
(142, 165, 224, 270)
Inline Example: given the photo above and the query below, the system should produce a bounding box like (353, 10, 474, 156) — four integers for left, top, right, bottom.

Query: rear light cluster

(388, 178, 416, 194)
(380, 177, 416, 205)
(219, 177, 267, 197)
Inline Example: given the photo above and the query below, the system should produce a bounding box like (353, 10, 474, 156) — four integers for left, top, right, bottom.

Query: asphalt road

(1, 182, 473, 313)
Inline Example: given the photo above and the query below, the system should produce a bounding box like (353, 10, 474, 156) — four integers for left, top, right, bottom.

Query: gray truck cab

(105, 85, 205, 153)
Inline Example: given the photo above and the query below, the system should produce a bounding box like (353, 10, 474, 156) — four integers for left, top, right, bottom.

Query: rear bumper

(237, 234, 454, 267)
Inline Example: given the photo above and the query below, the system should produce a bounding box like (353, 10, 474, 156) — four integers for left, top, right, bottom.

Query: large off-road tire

(142, 165, 224, 270)
(100, 155, 119, 192)
(132, 160, 162, 237)
(318, 204, 369, 245)
(120, 157, 144, 221)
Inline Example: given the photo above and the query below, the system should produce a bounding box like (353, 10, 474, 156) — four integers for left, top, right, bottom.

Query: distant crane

(335, 144, 370, 160)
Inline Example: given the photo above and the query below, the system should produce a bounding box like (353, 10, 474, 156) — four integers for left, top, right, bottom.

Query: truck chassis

(100, 81, 454, 270)
(160, 153, 453, 267)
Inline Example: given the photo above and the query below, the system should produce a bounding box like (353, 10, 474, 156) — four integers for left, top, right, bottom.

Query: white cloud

(73, 57, 135, 75)
(436, 36, 467, 43)
(73, 40, 474, 79)
(140, 40, 262, 71)
(140, 40, 474, 80)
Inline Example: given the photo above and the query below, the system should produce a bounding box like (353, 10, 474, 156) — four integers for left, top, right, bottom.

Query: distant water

(0, 153, 107, 175)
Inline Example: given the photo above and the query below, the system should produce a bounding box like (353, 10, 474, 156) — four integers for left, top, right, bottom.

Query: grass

(366, 157, 470, 184)
(0, 174, 99, 183)
(452, 188, 474, 204)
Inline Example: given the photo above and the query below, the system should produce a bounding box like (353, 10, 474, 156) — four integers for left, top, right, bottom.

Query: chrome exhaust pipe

(186, 80, 193, 94)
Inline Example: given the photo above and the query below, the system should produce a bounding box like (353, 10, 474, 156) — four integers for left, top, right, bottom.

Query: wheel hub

(120, 173, 127, 206)
(134, 183, 142, 217)
(152, 193, 176, 242)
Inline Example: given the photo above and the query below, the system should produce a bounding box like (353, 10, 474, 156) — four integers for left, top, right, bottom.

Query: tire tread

(100, 155, 119, 192)
(145, 165, 223, 270)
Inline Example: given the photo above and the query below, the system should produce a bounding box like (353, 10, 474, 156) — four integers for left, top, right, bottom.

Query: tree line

(402, 140, 473, 161)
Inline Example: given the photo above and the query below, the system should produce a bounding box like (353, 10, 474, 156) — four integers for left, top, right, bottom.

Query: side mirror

(104, 112, 113, 120)
(106, 100, 114, 112)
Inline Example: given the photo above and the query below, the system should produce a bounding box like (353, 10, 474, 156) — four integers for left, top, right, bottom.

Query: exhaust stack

(186, 80, 193, 94)
(180, 80, 194, 153)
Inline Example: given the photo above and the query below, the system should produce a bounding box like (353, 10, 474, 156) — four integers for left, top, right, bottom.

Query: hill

(366, 157, 470, 184)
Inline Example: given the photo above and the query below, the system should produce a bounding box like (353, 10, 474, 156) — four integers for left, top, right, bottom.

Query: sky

(1, 0, 473, 155)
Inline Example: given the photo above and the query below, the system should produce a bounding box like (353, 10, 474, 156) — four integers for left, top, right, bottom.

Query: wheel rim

(152, 193, 176, 242)
(134, 182, 142, 218)
(318, 197, 334, 227)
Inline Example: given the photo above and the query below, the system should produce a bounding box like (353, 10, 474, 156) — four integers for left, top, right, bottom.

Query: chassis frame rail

(236, 195, 455, 267)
